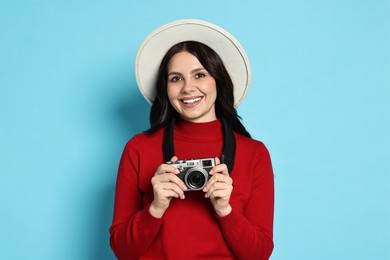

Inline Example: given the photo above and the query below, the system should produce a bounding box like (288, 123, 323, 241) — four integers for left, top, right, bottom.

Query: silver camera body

(167, 158, 216, 191)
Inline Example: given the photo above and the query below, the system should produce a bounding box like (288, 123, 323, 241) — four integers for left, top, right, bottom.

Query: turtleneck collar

(174, 119, 223, 142)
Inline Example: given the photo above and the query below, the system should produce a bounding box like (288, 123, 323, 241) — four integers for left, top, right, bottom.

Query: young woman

(110, 20, 274, 260)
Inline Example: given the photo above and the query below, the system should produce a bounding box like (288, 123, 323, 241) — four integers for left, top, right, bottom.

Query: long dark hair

(145, 41, 251, 138)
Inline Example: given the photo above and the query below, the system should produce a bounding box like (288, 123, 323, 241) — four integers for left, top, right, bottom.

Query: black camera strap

(162, 117, 236, 173)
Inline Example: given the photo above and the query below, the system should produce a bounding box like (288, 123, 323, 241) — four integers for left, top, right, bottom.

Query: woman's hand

(149, 156, 187, 218)
(203, 157, 233, 217)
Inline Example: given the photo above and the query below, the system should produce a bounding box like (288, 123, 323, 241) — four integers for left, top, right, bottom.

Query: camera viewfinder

(202, 160, 212, 167)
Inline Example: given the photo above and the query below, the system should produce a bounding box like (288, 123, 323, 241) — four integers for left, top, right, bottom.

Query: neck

(175, 118, 223, 141)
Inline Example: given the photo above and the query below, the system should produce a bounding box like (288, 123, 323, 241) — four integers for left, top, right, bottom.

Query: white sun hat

(135, 19, 251, 107)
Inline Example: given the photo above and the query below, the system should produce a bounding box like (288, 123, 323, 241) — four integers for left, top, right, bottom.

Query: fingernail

(205, 193, 209, 198)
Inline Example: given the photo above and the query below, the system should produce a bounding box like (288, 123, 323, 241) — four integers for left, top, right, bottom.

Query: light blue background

(1, 0, 389, 259)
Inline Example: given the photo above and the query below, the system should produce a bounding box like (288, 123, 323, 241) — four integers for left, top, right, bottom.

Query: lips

(181, 97, 202, 104)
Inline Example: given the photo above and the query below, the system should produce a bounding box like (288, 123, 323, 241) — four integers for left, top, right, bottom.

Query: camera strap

(162, 117, 236, 173)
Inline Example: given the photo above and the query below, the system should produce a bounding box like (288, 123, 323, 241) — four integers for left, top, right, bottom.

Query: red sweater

(110, 119, 274, 260)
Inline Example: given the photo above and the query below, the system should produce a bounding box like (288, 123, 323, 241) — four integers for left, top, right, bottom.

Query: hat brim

(135, 19, 251, 107)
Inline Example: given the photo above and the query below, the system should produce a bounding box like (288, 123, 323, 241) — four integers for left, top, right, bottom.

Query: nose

(181, 78, 196, 94)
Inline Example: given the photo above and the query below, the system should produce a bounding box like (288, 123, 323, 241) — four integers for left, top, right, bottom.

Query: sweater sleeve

(217, 143, 274, 260)
(109, 137, 163, 260)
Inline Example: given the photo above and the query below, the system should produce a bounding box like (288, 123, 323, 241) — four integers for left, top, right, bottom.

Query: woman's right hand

(149, 156, 187, 218)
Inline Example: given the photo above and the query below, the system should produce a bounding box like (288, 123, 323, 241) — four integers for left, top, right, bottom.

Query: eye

(169, 76, 181, 83)
(195, 73, 206, 79)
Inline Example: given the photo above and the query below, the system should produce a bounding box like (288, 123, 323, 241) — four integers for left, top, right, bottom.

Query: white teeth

(182, 97, 201, 104)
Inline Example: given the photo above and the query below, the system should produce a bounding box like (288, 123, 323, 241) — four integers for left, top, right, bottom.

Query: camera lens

(186, 170, 206, 190)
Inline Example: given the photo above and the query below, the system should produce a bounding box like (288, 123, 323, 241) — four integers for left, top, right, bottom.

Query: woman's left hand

(203, 157, 233, 217)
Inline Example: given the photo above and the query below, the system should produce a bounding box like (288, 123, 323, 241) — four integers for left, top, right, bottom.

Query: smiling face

(167, 51, 217, 123)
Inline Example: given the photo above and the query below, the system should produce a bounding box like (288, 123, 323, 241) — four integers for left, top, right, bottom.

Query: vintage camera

(167, 158, 216, 191)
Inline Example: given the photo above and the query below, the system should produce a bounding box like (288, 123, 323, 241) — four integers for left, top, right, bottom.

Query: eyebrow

(168, 67, 206, 76)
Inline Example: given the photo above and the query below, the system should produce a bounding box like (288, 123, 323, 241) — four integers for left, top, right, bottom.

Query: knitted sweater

(110, 119, 274, 259)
